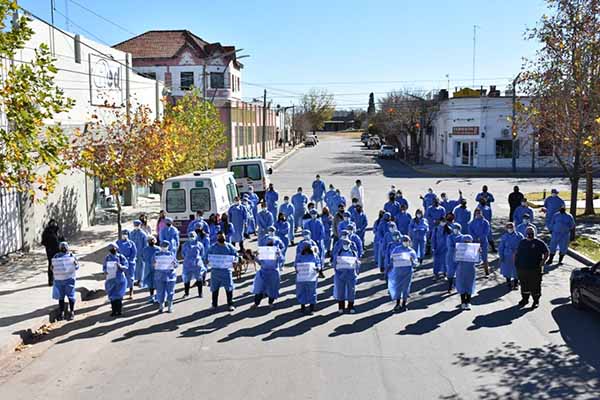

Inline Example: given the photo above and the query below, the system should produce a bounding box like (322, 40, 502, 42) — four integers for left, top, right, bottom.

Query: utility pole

(202, 59, 207, 99)
(472, 25, 479, 87)
(511, 72, 521, 173)
(262, 89, 267, 159)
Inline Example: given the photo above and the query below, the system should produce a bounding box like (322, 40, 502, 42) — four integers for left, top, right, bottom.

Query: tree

(300, 89, 335, 134)
(522, 0, 600, 218)
(0, 1, 74, 197)
(367, 92, 376, 116)
(163, 89, 227, 175)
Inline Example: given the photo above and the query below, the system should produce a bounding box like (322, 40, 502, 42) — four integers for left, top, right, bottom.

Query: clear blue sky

(21, 0, 549, 109)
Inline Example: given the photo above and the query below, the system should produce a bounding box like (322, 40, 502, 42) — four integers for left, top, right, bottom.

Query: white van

(161, 170, 238, 238)
(227, 158, 272, 198)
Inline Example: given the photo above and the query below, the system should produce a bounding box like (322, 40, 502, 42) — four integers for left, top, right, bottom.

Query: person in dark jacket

(515, 226, 549, 309)
(508, 186, 525, 222)
(41, 219, 63, 286)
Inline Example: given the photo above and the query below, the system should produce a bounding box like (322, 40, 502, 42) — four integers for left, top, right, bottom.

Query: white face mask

(161, 246, 169, 252)
(521, 202, 527, 207)
(523, 218, 530, 223)
(416, 213, 422, 218)
(344, 217, 349, 221)
(389, 227, 395, 233)
(402, 240, 410, 246)
(284, 199, 289, 204)
(453, 229, 460, 234)
(342, 245, 350, 251)
(303, 235, 310, 240)
(440, 222, 446, 226)
(121, 235, 128, 240)
(552, 193, 557, 197)
(507, 228, 514, 233)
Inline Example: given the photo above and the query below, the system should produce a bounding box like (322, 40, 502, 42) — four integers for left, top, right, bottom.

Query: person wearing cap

(321, 207, 334, 257)
(384, 192, 401, 221)
(386, 234, 417, 312)
(159, 217, 180, 256)
(252, 233, 285, 308)
(295, 242, 321, 314)
(515, 226, 549, 308)
(279, 195, 296, 244)
(350, 179, 365, 207)
(228, 196, 249, 252)
(116, 229, 137, 299)
(153, 240, 178, 313)
(142, 235, 160, 303)
(508, 186, 525, 222)
(325, 184, 338, 211)
(475, 185, 495, 209)
(242, 195, 256, 237)
(379, 221, 398, 271)
(275, 213, 291, 255)
(542, 189, 566, 232)
(420, 188, 437, 210)
(187, 211, 209, 237)
(337, 211, 352, 237)
(431, 217, 450, 280)
(130, 220, 148, 287)
(517, 214, 537, 237)
(332, 238, 360, 314)
(347, 223, 364, 259)
(291, 187, 308, 233)
(513, 198, 535, 226)
(408, 209, 429, 264)
(103, 243, 128, 317)
(351, 204, 368, 244)
(499, 222, 524, 290)
(468, 208, 491, 275)
(446, 223, 463, 293)
(395, 204, 411, 236)
(181, 232, 206, 299)
(547, 206, 576, 266)
(476, 197, 496, 253)
(265, 183, 280, 222)
(311, 174, 326, 210)
(295, 230, 322, 269)
(257, 201, 274, 244)
(306, 209, 326, 260)
(440, 190, 463, 215)
(453, 199, 472, 235)
(207, 231, 239, 311)
(425, 197, 446, 253)
(455, 234, 479, 310)
(51, 242, 79, 321)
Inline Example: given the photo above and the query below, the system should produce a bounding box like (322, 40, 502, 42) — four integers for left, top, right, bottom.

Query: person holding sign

(252, 238, 285, 308)
(207, 232, 239, 311)
(295, 245, 321, 314)
(408, 210, 429, 265)
(332, 238, 360, 314)
(499, 222, 524, 290)
(51, 242, 79, 321)
(445, 223, 463, 293)
(455, 235, 480, 310)
(386, 234, 417, 312)
(182, 232, 206, 299)
(142, 236, 160, 303)
(103, 243, 128, 317)
(116, 229, 137, 299)
(153, 241, 178, 313)
(468, 209, 491, 276)
(431, 217, 450, 280)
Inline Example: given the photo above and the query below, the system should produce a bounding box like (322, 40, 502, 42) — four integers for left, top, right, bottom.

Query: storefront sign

(452, 126, 480, 136)
(89, 54, 123, 107)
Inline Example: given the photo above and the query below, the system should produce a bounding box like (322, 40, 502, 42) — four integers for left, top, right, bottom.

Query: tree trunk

(115, 189, 123, 238)
(585, 169, 595, 215)
(569, 176, 579, 223)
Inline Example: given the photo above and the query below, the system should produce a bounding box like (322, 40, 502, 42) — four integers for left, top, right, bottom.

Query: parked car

(378, 145, 396, 159)
(367, 136, 381, 149)
(570, 262, 600, 312)
(304, 136, 317, 146)
(360, 133, 370, 144)
(309, 134, 319, 143)
(228, 158, 272, 198)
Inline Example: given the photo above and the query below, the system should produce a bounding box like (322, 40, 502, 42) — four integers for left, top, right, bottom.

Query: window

(166, 189, 186, 213)
(231, 165, 245, 179)
(226, 183, 237, 203)
(141, 72, 156, 80)
(180, 72, 194, 90)
(230, 73, 235, 91)
(210, 72, 225, 89)
(190, 188, 211, 212)
(246, 164, 262, 180)
(496, 140, 519, 159)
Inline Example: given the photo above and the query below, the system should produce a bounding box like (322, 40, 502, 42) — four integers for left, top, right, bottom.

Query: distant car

(360, 133, 370, 144)
(367, 137, 381, 149)
(570, 262, 600, 312)
(304, 136, 317, 146)
(309, 134, 319, 143)
(378, 145, 396, 159)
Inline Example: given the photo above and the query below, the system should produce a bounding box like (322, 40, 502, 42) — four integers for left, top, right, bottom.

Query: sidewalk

(265, 143, 304, 170)
(403, 159, 568, 178)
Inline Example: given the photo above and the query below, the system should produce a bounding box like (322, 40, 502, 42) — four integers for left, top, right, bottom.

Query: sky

(21, 0, 550, 109)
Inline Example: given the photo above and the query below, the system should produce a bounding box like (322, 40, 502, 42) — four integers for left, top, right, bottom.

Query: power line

(67, 0, 137, 36)
(53, 8, 110, 46)
(241, 77, 512, 86)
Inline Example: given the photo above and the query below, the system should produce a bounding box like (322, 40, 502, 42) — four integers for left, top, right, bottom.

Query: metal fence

(0, 188, 23, 256)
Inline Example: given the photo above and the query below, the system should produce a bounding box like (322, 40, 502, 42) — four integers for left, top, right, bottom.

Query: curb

(395, 160, 568, 178)
(271, 144, 304, 170)
(567, 248, 596, 267)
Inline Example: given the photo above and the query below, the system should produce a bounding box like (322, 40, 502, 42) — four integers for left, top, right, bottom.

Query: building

(323, 111, 357, 131)
(114, 30, 278, 164)
(0, 14, 163, 256)
(427, 87, 555, 169)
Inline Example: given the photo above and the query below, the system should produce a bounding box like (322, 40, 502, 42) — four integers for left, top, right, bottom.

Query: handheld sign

(208, 254, 236, 270)
(336, 256, 357, 270)
(155, 255, 176, 271)
(105, 261, 118, 280)
(296, 262, 318, 282)
(392, 251, 413, 268)
(51, 256, 77, 280)
(258, 246, 277, 261)
(455, 243, 481, 262)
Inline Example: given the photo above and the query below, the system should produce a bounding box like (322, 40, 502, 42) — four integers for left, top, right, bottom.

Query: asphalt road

(1, 133, 599, 400)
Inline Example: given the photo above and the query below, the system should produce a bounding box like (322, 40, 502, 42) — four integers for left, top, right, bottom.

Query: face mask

(311, 215, 317, 220)
(552, 193, 557, 197)
(527, 232, 534, 239)
(440, 222, 446, 226)
(389, 227, 395, 233)
(279, 217, 285, 222)
(121, 235, 128, 240)
(344, 217, 349, 221)
(285, 199, 289, 204)
(342, 245, 350, 251)
(217, 237, 225, 244)
(521, 202, 527, 207)
(161, 246, 169, 252)
(402, 240, 410, 246)
(507, 228, 514, 233)
(453, 228, 460, 234)
(523, 218, 530, 223)
(475, 214, 482, 219)
(428, 190, 433, 194)
(303, 236, 310, 241)
(416, 213, 422, 218)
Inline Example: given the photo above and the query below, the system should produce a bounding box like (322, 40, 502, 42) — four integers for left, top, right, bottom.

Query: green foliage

(300, 89, 335, 132)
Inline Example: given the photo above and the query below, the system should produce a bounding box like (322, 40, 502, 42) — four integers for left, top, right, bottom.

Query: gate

(0, 188, 23, 256)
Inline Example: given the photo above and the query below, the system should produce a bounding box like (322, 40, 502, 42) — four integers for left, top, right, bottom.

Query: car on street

(360, 133, 370, 144)
(378, 145, 396, 159)
(367, 136, 381, 149)
(304, 136, 317, 146)
(570, 262, 600, 312)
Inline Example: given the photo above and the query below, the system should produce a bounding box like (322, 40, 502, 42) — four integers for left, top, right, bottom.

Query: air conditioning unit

(501, 128, 510, 137)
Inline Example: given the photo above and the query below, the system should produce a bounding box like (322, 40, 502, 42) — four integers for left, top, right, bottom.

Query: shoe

(182, 294, 189, 299)
(464, 303, 471, 310)
(393, 305, 401, 312)
(337, 309, 344, 315)
(167, 306, 173, 313)
(228, 305, 235, 312)
(532, 301, 539, 309)
(269, 303, 275, 309)
(318, 271, 325, 279)
(348, 308, 356, 314)
(400, 305, 407, 312)
(211, 305, 218, 311)
(147, 297, 155, 304)
(158, 306, 164, 313)
(460, 304, 466, 310)
(66, 311, 75, 321)
(251, 304, 259, 309)
(518, 299, 528, 307)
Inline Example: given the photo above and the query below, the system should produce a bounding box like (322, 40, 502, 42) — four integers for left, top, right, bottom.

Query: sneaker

(393, 305, 401, 312)
(348, 308, 356, 314)
(228, 305, 235, 312)
(337, 309, 344, 315)
(460, 304, 467, 310)
(518, 299, 529, 307)
(464, 303, 471, 310)
(532, 301, 539, 309)
(158, 306, 164, 313)
(167, 306, 173, 313)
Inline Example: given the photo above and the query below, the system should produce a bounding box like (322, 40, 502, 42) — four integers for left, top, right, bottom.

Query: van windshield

(190, 188, 211, 212)
(230, 164, 262, 181)
(166, 189, 186, 213)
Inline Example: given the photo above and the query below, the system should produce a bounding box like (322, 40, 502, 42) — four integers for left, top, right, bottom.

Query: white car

(228, 158, 273, 198)
(378, 145, 396, 159)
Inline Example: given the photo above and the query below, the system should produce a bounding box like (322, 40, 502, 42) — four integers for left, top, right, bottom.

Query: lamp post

(511, 72, 521, 173)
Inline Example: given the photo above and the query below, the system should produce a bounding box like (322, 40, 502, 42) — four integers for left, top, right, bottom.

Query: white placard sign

(155, 255, 176, 271)
(105, 261, 117, 280)
(392, 252, 413, 268)
(455, 243, 481, 262)
(336, 256, 357, 270)
(296, 262, 318, 282)
(52, 256, 77, 280)
(258, 246, 277, 261)
(208, 254, 236, 270)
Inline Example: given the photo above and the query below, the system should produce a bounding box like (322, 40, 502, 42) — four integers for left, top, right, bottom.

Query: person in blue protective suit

(347, 223, 364, 259)
(499, 222, 524, 290)
(440, 190, 463, 214)
(332, 230, 357, 256)
(334, 189, 347, 210)
(295, 229, 321, 267)
(445, 223, 463, 293)
(408, 210, 429, 264)
(476, 198, 496, 252)
(348, 198, 359, 220)
(475, 185, 495, 208)
(513, 199, 534, 227)
(195, 227, 211, 265)
(421, 188, 437, 210)
(278, 195, 295, 245)
(468, 208, 491, 275)
(425, 198, 446, 253)
(517, 214, 537, 238)
(386, 233, 418, 312)
(295, 244, 321, 314)
(219, 212, 236, 244)
(228, 196, 248, 251)
(306, 209, 326, 260)
(351, 204, 368, 244)
(265, 183, 279, 221)
(116, 229, 137, 299)
(275, 212, 291, 256)
(431, 217, 450, 279)
(207, 232, 239, 311)
(103, 243, 128, 317)
(153, 241, 178, 313)
(455, 235, 480, 310)
(291, 187, 308, 233)
(325, 184, 338, 211)
(384, 192, 401, 221)
(252, 236, 286, 308)
(373, 210, 386, 271)
(337, 211, 352, 237)
(159, 217, 180, 256)
(242, 195, 256, 237)
(181, 232, 206, 299)
(395, 190, 409, 210)
(257, 201, 274, 244)
(207, 214, 221, 245)
(547, 206, 576, 265)
(311, 174, 326, 210)
(332, 238, 360, 314)
(130, 220, 148, 287)
(142, 235, 160, 303)
(453, 199, 472, 235)
(396, 205, 412, 236)
(542, 188, 566, 232)
(51, 242, 79, 321)
(187, 211, 209, 238)
(321, 207, 333, 257)
(379, 221, 398, 271)
(246, 186, 260, 225)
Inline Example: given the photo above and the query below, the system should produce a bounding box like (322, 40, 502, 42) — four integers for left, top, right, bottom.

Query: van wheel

(571, 287, 585, 310)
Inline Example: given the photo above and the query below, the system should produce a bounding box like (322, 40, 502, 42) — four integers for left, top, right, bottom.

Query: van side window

(166, 189, 186, 213)
(226, 183, 237, 203)
(190, 188, 211, 212)
(231, 165, 245, 179)
(246, 164, 262, 180)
